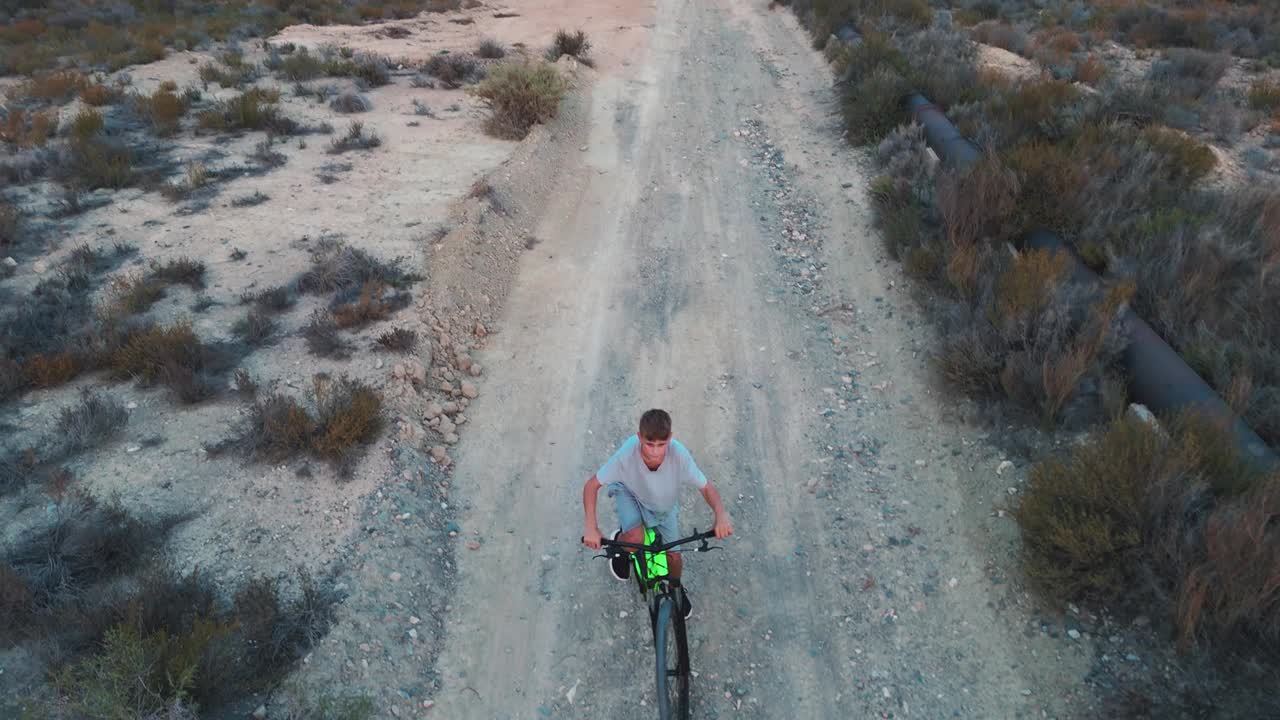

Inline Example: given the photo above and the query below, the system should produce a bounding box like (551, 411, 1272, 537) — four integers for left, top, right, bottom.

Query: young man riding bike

(581, 408, 733, 618)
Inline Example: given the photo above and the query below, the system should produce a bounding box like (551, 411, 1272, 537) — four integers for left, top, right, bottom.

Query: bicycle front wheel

(653, 593, 690, 720)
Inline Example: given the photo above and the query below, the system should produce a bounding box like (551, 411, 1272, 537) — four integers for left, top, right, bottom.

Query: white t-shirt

(596, 435, 708, 514)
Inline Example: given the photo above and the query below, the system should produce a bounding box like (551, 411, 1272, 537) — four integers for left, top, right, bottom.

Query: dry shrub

(841, 65, 912, 146)
(326, 121, 381, 154)
(49, 389, 130, 461)
(0, 107, 57, 148)
(23, 352, 82, 389)
(971, 20, 1027, 54)
(423, 53, 483, 88)
(277, 48, 324, 82)
(1150, 48, 1230, 101)
(247, 394, 315, 463)
(992, 78, 1081, 144)
(1140, 126, 1216, 185)
(1016, 399, 1275, 616)
(1013, 413, 1164, 602)
(936, 148, 1019, 294)
(1031, 27, 1082, 65)
(994, 247, 1071, 328)
(375, 328, 416, 352)
(241, 285, 295, 313)
(302, 310, 351, 359)
(64, 136, 135, 190)
(329, 92, 370, 113)
(471, 62, 566, 140)
(148, 257, 206, 289)
(107, 321, 229, 404)
(546, 29, 592, 64)
(1248, 80, 1280, 113)
(1075, 55, 1107, 84)
(135, 89, 188, 136)
(240, 375, 383, 475)
(0, 203, 21, 247)
(15, 70, 88, 103)
(0, 561, 31, 641)
(104, 272, 167, 317)
(1177, 478, 1280, 651)
(68, 109, 104, 143)
(331, 279, 393, 328)
(478, 39, 506, 59)
(1038, 282, 1132, 424)
(198, 89, 293, 134)
(109, 322, 202, 385)
(310, 375, 384, 471)
(231, 309, 277, 348)
(1006, 140, 1087, 236)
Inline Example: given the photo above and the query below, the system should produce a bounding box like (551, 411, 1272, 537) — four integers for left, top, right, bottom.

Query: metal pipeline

(898, 94, 1279, 469)
(903, 93, 980, 168)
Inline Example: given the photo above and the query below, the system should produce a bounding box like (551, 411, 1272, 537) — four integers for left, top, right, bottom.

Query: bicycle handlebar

(581, 528, 719, 554)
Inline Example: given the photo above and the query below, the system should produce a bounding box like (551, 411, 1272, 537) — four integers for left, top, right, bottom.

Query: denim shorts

(607, 482, 680, 545)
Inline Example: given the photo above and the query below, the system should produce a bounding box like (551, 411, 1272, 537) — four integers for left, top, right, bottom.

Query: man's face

(638, 434, 670, 468)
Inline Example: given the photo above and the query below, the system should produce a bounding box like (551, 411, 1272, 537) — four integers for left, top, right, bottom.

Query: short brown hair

(638, 408, 672, 440)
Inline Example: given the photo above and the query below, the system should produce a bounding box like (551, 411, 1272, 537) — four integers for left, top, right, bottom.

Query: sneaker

(608, 529, 631, 582)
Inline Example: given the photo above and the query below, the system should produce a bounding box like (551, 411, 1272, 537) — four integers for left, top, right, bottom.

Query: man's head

(637, 408, 672, 468)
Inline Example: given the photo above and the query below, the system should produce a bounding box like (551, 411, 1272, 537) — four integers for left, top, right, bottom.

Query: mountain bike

(584, 528, 723, 720)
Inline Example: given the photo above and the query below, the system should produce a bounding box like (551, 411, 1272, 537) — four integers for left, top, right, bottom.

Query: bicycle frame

(588, 528, 719, 720)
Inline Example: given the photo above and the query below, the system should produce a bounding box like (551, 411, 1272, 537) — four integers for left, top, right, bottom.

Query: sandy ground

(2, 1, 1140, 717)
(422, 2, 1093, 718)
(0, 0, 637, 711)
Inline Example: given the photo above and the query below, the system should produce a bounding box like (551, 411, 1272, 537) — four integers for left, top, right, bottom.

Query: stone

(2, 257, 15, 268)
(32, 260, 47, 274)
(392, 363, 407, 379)
(389, 571, 402, 582)
(444, 432, 459, 445)
(252, 706, 267, 719)
(425, 402, 444, 419)
(474, 322, 487, 337)
(430, 446, 448, 463)
(408, 360, 427, 385)
(443, 401, 459, 415)
(461, 381, 478, 399)
(1128, 403, 1157, 427)
(437, 417, 455, 435)
(455, 354, 473, 372)
(470, 363, 483, 377)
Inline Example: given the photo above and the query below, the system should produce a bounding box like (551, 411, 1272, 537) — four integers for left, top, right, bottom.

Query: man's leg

(608, 483, 644, 581)
(654, 505, 692, 619)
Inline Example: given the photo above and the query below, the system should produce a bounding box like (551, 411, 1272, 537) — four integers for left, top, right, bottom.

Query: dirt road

(427, 1, 1085, 717)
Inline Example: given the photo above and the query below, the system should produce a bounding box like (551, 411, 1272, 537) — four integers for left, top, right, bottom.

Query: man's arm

(582, 474, 604, 548)
(700, 480, 733, 539)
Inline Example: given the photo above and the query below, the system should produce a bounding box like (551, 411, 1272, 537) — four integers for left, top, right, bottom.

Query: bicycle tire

(653, 594, 690, 720)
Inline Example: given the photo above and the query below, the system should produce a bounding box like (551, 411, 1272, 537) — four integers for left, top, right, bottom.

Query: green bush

(1248, 79, 1280, 113)
(471, 62, 567, 139)
(198, 88, 292, 134)
(1140, 126, 1217, 185)
(277, 47, 325, 81)
(840, 65, 911, 146)
(1012, 414, 1168, 602)
(65, 138, 134, 190)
